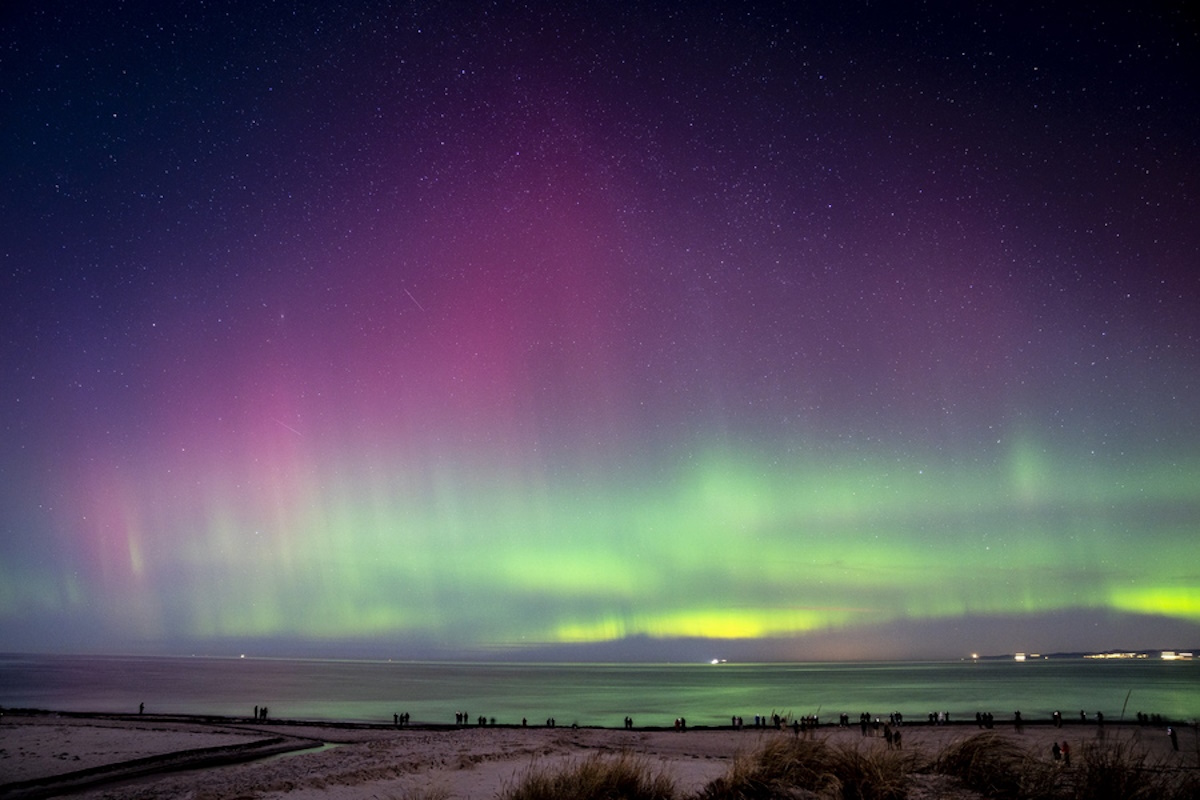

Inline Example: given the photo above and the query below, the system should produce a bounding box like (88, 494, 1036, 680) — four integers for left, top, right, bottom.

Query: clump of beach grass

(825, 743, 918, 800)
(1068, 737, 1200, 800)
(930, 730, 1200, 800)
(499, 751, 677, 800)
(696, 737, 839, 799)
(501, 728, 1199, 800)
(695, 736, 911, 800)
(932, 732, 1059, 799)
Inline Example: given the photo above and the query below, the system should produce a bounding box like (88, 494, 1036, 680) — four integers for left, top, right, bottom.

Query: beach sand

(1, 711, 1194, 799)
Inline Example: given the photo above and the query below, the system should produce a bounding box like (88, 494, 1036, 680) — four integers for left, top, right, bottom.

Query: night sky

(2, 2, 1198, 661)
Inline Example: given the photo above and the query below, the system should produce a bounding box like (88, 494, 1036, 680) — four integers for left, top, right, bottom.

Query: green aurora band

(9, 437, 1196, 656)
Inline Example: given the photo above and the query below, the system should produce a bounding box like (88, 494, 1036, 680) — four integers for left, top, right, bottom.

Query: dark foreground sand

(1, 710, 1195, 799)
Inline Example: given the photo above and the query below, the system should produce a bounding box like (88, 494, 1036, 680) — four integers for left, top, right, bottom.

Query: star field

(2, 2, 1198, 659)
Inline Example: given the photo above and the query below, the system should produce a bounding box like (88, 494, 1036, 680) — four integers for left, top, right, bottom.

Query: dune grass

(695, 735, 914, 800)
(498, 729, 1198, 799)
(499, 751, 677, 800)
(1070, 737, 1199, 800)
(695, 736, 843, 799)
(932, 732, 1060, 799)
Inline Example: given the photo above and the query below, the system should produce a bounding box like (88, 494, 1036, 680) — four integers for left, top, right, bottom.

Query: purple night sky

(1, 2, 1198, 660)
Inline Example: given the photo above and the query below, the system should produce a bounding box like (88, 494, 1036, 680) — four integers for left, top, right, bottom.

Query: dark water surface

(1, 654, 1195, 727)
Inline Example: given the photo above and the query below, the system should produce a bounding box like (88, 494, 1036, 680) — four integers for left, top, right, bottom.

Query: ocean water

(1, 654, 1195, 728)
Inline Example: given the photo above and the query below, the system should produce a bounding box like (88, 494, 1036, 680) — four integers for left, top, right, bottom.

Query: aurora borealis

(2, 2, 1198, 660)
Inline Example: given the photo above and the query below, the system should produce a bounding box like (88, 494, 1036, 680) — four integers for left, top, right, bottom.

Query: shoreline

(6, 703, 1192, 729)
(2, 708, 1195, 799)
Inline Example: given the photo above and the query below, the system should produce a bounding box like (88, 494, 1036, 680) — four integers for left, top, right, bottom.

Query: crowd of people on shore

(216, 699, 1189, 754)
(5, 701, 1189, 764)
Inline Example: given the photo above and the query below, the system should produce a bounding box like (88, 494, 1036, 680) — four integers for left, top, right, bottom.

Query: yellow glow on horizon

(552, 606, 873, 643)
(1110, 587, 1200, 621)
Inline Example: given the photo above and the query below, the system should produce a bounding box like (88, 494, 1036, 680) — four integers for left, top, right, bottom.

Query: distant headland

(969, 649, 1196, 661)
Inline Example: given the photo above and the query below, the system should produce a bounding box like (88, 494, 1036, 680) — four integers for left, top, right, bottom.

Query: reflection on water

(1, 655, 1195, 727)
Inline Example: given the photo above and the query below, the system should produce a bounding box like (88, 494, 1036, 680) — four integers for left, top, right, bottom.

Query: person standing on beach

(1061, 741, 1070, 766)
(1169, 727, 1178, 751)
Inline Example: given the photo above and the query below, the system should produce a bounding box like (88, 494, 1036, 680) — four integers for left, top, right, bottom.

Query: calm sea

(1, 654, 1195, 728)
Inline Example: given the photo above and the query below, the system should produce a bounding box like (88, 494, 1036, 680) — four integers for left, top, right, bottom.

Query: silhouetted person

(139, 702, 144, 715)
(1169, 727, 1178, 751)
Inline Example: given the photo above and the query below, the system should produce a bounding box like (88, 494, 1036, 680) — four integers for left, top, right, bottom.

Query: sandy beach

(1, 710, 1195, 799)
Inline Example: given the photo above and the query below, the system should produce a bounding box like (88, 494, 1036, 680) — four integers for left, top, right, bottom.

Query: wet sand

(1, 710, 1194, 799)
